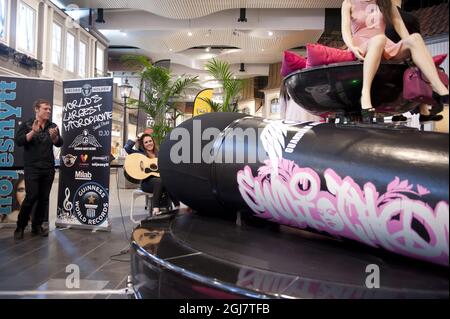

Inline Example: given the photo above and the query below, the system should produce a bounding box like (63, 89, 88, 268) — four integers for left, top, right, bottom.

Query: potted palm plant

(123, 55, 199, 146)
(202, 58, 243, 112)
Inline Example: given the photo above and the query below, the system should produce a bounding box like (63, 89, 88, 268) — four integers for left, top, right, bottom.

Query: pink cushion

(281, 51, 307, 77)
(306, 43, 356, 68)
(433, 54, 448, 66)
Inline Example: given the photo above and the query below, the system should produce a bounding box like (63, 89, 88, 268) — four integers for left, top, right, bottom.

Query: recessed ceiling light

(205, 47, 211, 52)
(261, 48, 265, 52)
(169, 48, 173, 51)
(188, 31, 193, 36)
(268, 31, 273, 36)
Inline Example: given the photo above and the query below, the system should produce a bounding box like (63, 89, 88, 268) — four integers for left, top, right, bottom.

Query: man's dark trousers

(17, 168, 55, 230)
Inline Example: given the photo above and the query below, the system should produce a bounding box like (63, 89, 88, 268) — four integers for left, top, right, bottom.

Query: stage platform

(130, 210, 448, 299)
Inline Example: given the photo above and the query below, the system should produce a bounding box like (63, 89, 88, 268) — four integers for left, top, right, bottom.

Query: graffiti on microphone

(237, 158, 449, 266)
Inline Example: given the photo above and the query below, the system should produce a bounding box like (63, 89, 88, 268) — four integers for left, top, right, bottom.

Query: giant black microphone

(159, 113, 449, 266)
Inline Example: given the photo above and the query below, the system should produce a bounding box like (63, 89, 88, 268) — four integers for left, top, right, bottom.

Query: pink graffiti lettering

(237, 159, 449, 266)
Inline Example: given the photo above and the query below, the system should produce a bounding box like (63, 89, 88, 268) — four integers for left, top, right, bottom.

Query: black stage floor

(131, 210, 448, 299)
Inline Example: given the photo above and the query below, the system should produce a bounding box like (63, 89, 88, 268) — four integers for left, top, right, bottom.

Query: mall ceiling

(58, 0, 343, 78)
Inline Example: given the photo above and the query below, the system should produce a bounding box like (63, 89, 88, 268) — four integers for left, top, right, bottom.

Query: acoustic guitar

(124, 153, 160, 183)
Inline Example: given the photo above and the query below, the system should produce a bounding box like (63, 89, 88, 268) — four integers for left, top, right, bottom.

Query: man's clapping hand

(32, 120, 40, 134)
(49, 126, 59, 143)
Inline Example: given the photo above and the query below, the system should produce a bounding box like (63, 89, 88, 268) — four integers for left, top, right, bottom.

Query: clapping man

(14, 99, 63, 239)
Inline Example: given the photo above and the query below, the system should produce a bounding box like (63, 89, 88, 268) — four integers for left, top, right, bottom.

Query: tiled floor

(0, 170, 150, 299)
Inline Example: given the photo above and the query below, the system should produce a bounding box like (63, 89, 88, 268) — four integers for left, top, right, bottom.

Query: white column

(41, 4, 52, 78)
(90, 38, 97, 77)
(76, 27, 81, 78)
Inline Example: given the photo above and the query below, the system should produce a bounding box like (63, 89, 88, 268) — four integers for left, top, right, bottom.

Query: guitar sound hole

(150, 164, 158, 171)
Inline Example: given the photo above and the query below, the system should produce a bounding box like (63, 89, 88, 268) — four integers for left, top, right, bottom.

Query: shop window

(96, 46, 104, 75)
(270, 98, 280, 114)
(51, 22, 62, 65)
(66, 32, 75, 72)
(0, 0, 8, 43)
(78, 41, 86, 77)
(17, 1, 36, 55)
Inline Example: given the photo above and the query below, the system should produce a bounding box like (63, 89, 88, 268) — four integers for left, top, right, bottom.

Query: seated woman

(385, 0, 443, 123)
(124, 134, 180, 215)
(341, 0, 449, 123)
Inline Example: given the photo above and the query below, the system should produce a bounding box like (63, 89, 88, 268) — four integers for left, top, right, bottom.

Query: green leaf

(121, 55, 152, 69)
(199, 97, 222, 112)
(123, 55, 200, 144)
(204, 58, 242, 113)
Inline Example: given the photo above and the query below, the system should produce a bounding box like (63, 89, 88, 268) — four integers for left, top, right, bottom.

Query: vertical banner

(57, 78, 113, 230)
(0, 76, 54, 168)
(0, 170, 24, 224)
(0, 76, 53, 224)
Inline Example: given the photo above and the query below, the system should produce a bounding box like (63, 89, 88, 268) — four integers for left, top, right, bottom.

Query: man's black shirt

(16, 119, 64, 170)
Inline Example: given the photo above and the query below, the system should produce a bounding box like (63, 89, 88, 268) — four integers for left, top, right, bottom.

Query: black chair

(284, 61, 421, 119)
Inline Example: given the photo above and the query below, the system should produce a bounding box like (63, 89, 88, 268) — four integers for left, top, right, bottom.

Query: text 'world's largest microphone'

(159, 113, 449, 266)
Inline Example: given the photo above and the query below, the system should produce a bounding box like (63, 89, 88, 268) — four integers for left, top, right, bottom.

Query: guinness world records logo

(73, 182, 109, 226)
